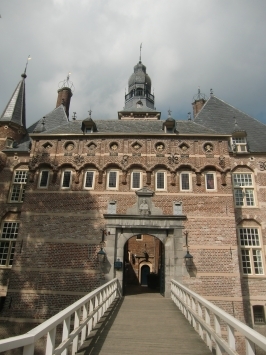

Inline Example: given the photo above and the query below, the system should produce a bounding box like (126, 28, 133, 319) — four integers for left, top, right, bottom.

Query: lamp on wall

(97, 228, 107, 263)
(97, 247, 106, 263)
(184, 231, 193, 266)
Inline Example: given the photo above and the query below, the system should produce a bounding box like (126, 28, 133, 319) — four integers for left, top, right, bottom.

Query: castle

(1, 58, 266, 339)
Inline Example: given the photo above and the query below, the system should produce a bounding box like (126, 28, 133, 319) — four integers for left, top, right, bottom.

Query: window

(84, 171, 95, 189)
(205, 172, 216, 191)
(253, 306, 265, 324)
(231, 137, 247, 153)
(38, 170, 49, 188)
(136, 234, 143, 241)
(9, 170, 28, 202)
(156, 171, 166, 191)
(6, 138, 14, 148)
(238, 228, 264, 275)
(131, 172, 142, 190)
(61, 170, 72, 189)
(107, 171, 118, 190)
(180, 173, 191, 191)
(233, 173, 255, 207)
(0, 222, 19, 267)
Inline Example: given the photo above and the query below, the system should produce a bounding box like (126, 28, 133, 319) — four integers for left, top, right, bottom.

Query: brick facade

(1, 62, 266, 349)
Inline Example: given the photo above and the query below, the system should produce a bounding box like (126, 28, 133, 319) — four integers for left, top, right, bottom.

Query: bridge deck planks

(77, 291, 212, 355)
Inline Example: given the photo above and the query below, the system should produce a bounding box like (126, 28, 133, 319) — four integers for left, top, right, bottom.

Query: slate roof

(0, 75, 26, 128)
(27, 105, 69, 133)
(29, 113, 219, 136)
(194, 95, 266, 152)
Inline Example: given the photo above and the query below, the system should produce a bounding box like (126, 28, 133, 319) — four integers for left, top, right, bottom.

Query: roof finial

(88, 109, 92, 119)
(72, 112, 77, 120)
(139, 43, 142, 63)
(168, 109, 172, 117)
(22, 55, 31, 78)
(210, 88, 213, 96)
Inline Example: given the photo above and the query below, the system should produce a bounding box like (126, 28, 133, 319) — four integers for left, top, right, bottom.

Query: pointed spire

(0, 57, 30, 129)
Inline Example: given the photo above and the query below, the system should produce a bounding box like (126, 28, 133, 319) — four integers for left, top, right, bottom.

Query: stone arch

(232, 164, 254, 173)
(200, 164, 223, 173)
(102, 162, 124, 171)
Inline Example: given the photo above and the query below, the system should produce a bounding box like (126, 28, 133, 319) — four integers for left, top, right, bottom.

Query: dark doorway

(141, 265, 150, 285)
(123, 234, 164, 295)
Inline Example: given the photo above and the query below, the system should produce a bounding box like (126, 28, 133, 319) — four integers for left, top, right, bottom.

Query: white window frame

(131, 171, 142, 190)
(0, 221, 19, 267)
(83, 170, 95, 190)
(231, 137, 247, 153)
(238, 227, 264, 275)
(233, 173, 255, 207)
(180, 172, 192, 192)
(38, 170, 50, 189)
(107, 170, 119, 190)
(61, 170, 72, 189)
(9, 170, 28, 203)
(205, 172, 216, 191)
(155, 171, 166, 191)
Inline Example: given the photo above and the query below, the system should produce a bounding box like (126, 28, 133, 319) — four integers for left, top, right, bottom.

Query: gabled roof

(29, 117, 220, 136)
(0, 74, 26, 128)
(27, 105, 69, 133)
(194, 95, 266, 152)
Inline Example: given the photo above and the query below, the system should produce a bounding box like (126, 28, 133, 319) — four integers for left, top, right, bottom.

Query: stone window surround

(233, 172, 256, 207)
(180, 172, 192, 192)
(9, 169, 28, 203)
(38, 169, 50, 189)
(131, 171, 143, 190)
(155, 171, 166, 191)
(61, 169, 72, 189)
(237, 227, 264, 276)
(205, 171, 217, 191)
(0, 221, 19, 268)
(106, 170, 119, 190)
(83, 170, 96, 190)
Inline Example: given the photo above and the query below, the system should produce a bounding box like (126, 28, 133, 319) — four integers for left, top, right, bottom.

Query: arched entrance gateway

(102, 187, 186, 297)
(124, 234, 164, 294)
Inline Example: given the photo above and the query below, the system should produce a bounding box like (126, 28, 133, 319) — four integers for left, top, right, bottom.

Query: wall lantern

(184, 231, 193, 265)
(97, 247, 106, 263)
(97, 228, 107, 263)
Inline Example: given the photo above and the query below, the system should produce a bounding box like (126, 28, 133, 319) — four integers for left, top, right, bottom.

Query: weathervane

(139, 43, 142, 62)
(88, 110, 92, 119)
(58, 72, 75, 91)
(22, 55, 31, 77)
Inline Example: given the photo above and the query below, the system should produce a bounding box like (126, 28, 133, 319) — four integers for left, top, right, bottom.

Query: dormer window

(231, 137, 247, 153)
(6, 138, 14, 148)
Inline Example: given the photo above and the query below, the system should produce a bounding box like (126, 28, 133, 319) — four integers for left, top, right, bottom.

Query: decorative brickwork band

(196, 172, 201, 186)
(146, 171, 151, 185)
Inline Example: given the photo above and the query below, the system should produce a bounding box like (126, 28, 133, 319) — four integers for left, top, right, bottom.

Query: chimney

(56, 87, 73, 118)
(192, 88, 207, 118)
(192, 98, 206, 118)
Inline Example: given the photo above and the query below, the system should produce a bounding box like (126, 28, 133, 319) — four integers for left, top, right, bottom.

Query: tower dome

(124, 60, 155, 111)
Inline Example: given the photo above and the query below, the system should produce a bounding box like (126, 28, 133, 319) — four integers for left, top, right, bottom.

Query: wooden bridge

(76, 287, 211, 355)
(1, 279, 266, 354)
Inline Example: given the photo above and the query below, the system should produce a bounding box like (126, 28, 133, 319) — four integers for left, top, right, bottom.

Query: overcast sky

(1, 0, 266, 127)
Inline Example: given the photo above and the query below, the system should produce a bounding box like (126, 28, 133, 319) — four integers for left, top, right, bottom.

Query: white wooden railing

(0, 278, 121, 355)
(171, 279, 266, 355)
